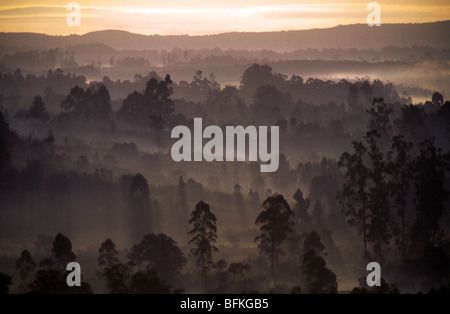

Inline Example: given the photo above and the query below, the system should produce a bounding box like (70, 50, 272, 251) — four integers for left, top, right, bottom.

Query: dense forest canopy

(0, 22, 449, 294)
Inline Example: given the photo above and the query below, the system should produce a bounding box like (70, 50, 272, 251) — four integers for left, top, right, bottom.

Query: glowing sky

(0, 0, 449, 35)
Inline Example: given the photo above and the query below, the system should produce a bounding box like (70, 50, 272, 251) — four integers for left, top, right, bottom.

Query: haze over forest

(0, 20, 449, 294)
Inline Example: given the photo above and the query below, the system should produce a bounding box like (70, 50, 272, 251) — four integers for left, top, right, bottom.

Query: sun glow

(0, 1, 448, 35)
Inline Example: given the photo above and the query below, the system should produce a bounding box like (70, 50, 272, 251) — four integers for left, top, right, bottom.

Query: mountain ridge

(1, 20, 449, 52)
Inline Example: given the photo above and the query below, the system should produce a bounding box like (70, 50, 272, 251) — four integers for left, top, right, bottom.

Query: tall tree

(0, 110, 17, 170)
(293, 188, 311, 231)
(178, 176, 189, 232)
(98, 239, 119, 268)
(409, 137, 448, 258)
(128, 173, 152, 241)
(338, 141, 370, 260)
(360, 79, 373, 110)
(51, 233, 76, 270)
(255, 194, 293, 277)
(146, 75, 175, 151)
(387, 135, 413, 258)
(367, 97, 393, 148)
(188, 201, 218, 287)
(365, 129, 395, 262)
(15, 250, 37, 281)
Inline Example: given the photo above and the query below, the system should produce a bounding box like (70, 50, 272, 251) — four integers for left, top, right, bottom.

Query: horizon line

(1, 19, 449, 38)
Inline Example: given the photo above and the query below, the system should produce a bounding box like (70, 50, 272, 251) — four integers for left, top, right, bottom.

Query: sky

(0, 0, 449, 35)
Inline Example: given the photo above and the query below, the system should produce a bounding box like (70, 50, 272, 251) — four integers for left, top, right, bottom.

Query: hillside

(0, 20, 449, 52)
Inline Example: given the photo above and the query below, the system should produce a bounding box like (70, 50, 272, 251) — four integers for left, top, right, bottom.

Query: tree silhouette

(252, 85, 286, 124)
(101, 263, 133, 294)
(367, 97, 393, 147)
(28, 95, 50, 121)
(301, 231, 337, 294)
(98, 239, 119, 268)
(51, 233, 76, 270)
(15, 250, 37, 281)
(409, 137, 448, 258)
(387, 135, 413, 257)
(28, 269, 92, 294)
(127, 233, 186, 283)
(255, 194, 293, 277)
(61, 84, 112, 121)
(350, 278, 399, 294)
(360, 79, 372, 110)
(0, 110, 17, 170)
(338, 141, 369, 260)
(178, 176, 189, 232)
(146, 75, 175, 151)
(128, 173, 152, 241)
(394, 104, 427, 143)
(293, 188, 311, 231)
(188, 201, 218, 288)
(228, 262, 250, 279)
(347, 84, 360, 112)
(234, 183, 245, 221)
(365, 129, 395, 262)
(311, 201, 325, 231)
(129, 270, 171, 294)
(0, 273, 12, 294)
(432, 92, 444, 106)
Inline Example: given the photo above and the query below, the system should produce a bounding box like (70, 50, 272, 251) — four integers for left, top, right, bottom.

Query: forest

(0, 28, 450, 294)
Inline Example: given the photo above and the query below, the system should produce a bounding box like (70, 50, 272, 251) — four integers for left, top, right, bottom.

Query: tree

(252, 85, 286, 124)
(255, 194, 294, 277)
(128, 173, 152, 241)
(0, 273, 12, 294)
(98, 239, 119, 268)
(240, 64, 286, 102)
(15, 250, 37, 281)
(28, 95, 49, 121)
(146, 75, 175, 150)
(127, 233, 186, 283)
(311, 201, 325, 230)
(365, 129, 395, 262)
(101, 263, 133, 294)
(293, 188, 311, 231)
(432, 92, 444, 106)
(129, 270, 171, 294)
(387, 135, 413, 257)
(338, 141, 370, 260)
(234, 183, 245, 220)
(347, 84, 360, 112)
(360, 79, 372, 110)
(188, 201, 218, 287)
(408, 137, 448, 258)
(303, 231, 325, 254)
(51, 233, 76, 270)
(394, 104, 427, 143)
(301, 232, 338, 294)
(28, 269, 92, 294)
(367, 97, 393, 146)
(0, 110, 18, 170)
(179, 176, 188, 231)
(228, 263, 250, 279)
(61, 84, 112, 121)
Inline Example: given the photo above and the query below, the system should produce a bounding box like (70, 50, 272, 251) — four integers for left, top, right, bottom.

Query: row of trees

(338, 98, 449, 268)
(1, 188, 340, 294)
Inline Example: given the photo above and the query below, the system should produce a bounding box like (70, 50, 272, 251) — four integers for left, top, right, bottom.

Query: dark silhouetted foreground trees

(189, 201, 218, 288)
(255, 194, 293, 277)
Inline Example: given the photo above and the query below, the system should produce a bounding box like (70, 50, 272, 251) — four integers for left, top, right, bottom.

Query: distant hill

(0, 21, 449, 52)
